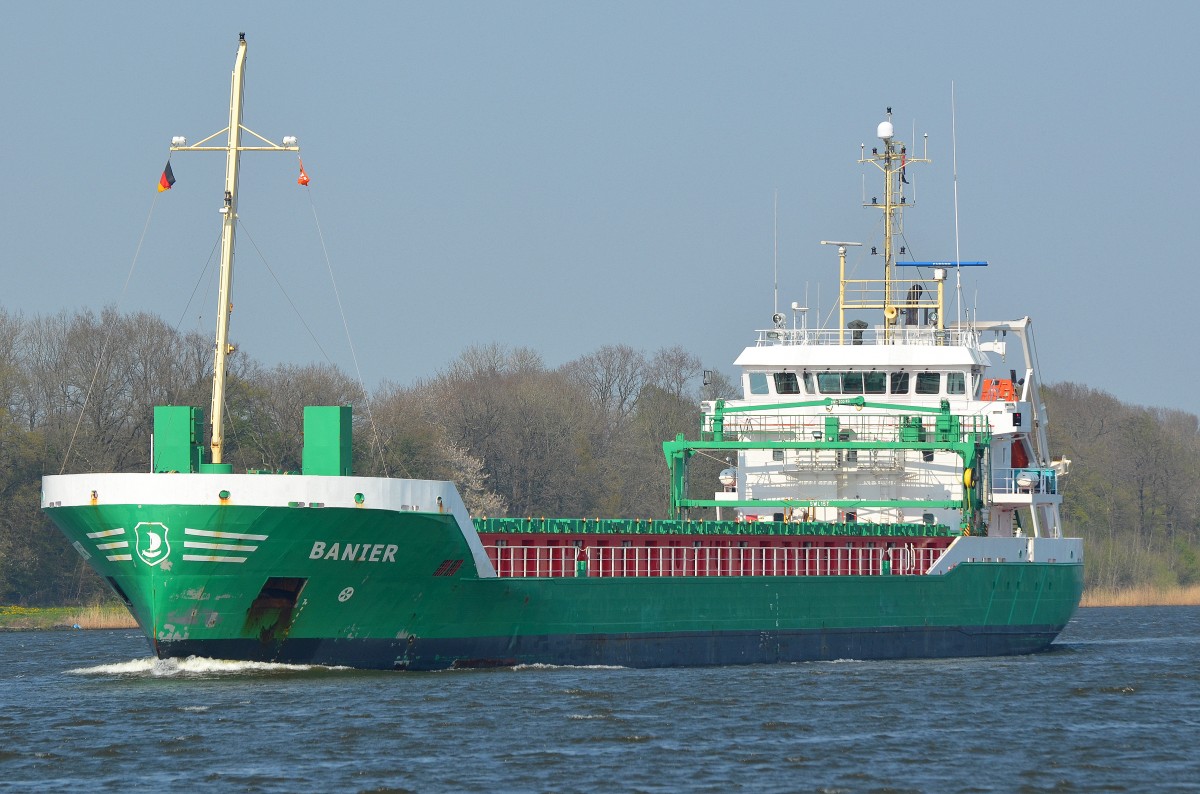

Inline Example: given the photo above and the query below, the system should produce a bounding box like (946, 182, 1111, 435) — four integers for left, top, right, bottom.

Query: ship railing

(991, 467, 1059, 495)
(483, 544, 945, 579)
(715, 413, 990, 444)
(753, 327, 979, 348)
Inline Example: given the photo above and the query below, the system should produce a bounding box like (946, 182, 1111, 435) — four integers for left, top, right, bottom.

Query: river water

(1, 606, 1197, 792)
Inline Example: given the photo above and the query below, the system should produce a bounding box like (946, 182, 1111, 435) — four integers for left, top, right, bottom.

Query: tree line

(0, 307, 735, 604)
(1043, 383, 1200, 590)
(1, 306, 1197, 604)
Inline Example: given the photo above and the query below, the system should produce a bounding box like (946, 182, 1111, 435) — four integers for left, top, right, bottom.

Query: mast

(824, 240, 862, 343)
(857, 108, 929, 336)
(170, 33, 299, 465)
(209, 36, 246, 466)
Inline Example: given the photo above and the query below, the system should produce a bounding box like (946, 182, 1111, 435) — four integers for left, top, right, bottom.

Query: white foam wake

(67, 656, 348, 677)
(511, 663, 627, 671)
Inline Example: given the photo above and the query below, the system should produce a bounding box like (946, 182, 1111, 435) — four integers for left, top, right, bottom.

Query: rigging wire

(302, 183, 392, 477)
(60, 186, 164, 474)
(1029, 323, 1044, 380)
(692, 448, 735, 468)
(237, 220, 336, 367)
(176, 229, 256, 470)
(61, 158, 393, 477)
(173, 231, 223, 334)
(221, 386, 250, 473)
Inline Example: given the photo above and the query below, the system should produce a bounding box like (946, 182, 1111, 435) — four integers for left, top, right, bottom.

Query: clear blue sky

(2, 2, 1195, 413)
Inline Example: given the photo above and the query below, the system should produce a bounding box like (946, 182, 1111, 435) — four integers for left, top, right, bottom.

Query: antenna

(951, 81, 963, 327)
(773, 189, 779, 317)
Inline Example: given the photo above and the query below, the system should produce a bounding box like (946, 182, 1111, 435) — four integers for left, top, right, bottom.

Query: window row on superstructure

(747, 370, 975, 398)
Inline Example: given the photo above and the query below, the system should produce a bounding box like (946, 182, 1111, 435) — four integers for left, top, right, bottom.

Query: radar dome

(877, 121, 894, 141)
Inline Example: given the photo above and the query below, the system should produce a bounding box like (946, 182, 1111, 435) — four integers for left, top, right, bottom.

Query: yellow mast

(169, 33, 299, 465)
(856, 108, 930, 338)
(825, 241, 863, 344)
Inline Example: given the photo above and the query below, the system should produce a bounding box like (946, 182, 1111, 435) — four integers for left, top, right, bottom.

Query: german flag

(158, 161, 176, 192)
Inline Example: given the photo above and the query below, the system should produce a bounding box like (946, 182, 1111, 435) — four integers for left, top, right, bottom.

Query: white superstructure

(691, 109, 1068, 540)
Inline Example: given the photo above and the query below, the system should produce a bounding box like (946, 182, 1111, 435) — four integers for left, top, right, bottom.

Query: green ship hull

(44, 481, 1083, 671)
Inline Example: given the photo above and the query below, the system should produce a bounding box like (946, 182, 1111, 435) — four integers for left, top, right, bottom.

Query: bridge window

(773, 372, 800, 394)
(890, 372, 910, 394)
(814, 371, 889, 395)
(817, 372, 841, 393)
(749, 372, 769, 395)
(947, 372, 966, 395)
(915, 372, 941, 394)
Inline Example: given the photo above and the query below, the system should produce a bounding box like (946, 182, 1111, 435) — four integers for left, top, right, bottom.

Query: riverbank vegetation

(1044, 384, 1200, 594)
(1080, 583, 1200, 608)
(0, 604, 138, 630)
(1, 307, 1198, 606)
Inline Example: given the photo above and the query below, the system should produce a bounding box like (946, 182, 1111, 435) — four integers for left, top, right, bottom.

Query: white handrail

(753, 326, 979, 348)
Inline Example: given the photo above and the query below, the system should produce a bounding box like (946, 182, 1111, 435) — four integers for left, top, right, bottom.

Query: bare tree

(563, 344, 647, 428)
(226, 362, 363, 472)
(363, 381, 508, 517)
(646, 345, 702, 401)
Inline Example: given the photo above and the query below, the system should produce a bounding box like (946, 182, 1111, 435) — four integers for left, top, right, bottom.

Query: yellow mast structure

(169, 33, 299, 466)
(841, 108, 934, 340)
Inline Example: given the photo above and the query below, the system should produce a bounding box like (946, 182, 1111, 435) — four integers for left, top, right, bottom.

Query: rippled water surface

(2, 606, 1198, 792)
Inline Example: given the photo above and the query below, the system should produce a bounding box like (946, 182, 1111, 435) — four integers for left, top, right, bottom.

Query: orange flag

(297, 160, 310, 187)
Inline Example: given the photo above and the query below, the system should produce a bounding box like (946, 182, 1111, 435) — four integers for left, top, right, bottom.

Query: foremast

(169, 33, 299, 465)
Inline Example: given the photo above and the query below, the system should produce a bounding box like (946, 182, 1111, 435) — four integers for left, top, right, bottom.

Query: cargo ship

(42, 35, 1082, 670)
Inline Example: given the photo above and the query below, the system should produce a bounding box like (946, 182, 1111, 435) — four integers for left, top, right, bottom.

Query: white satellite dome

(877, 120, 894, 141)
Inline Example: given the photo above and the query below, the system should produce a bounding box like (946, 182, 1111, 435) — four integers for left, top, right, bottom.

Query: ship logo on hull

(134, 522, 171, 566)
